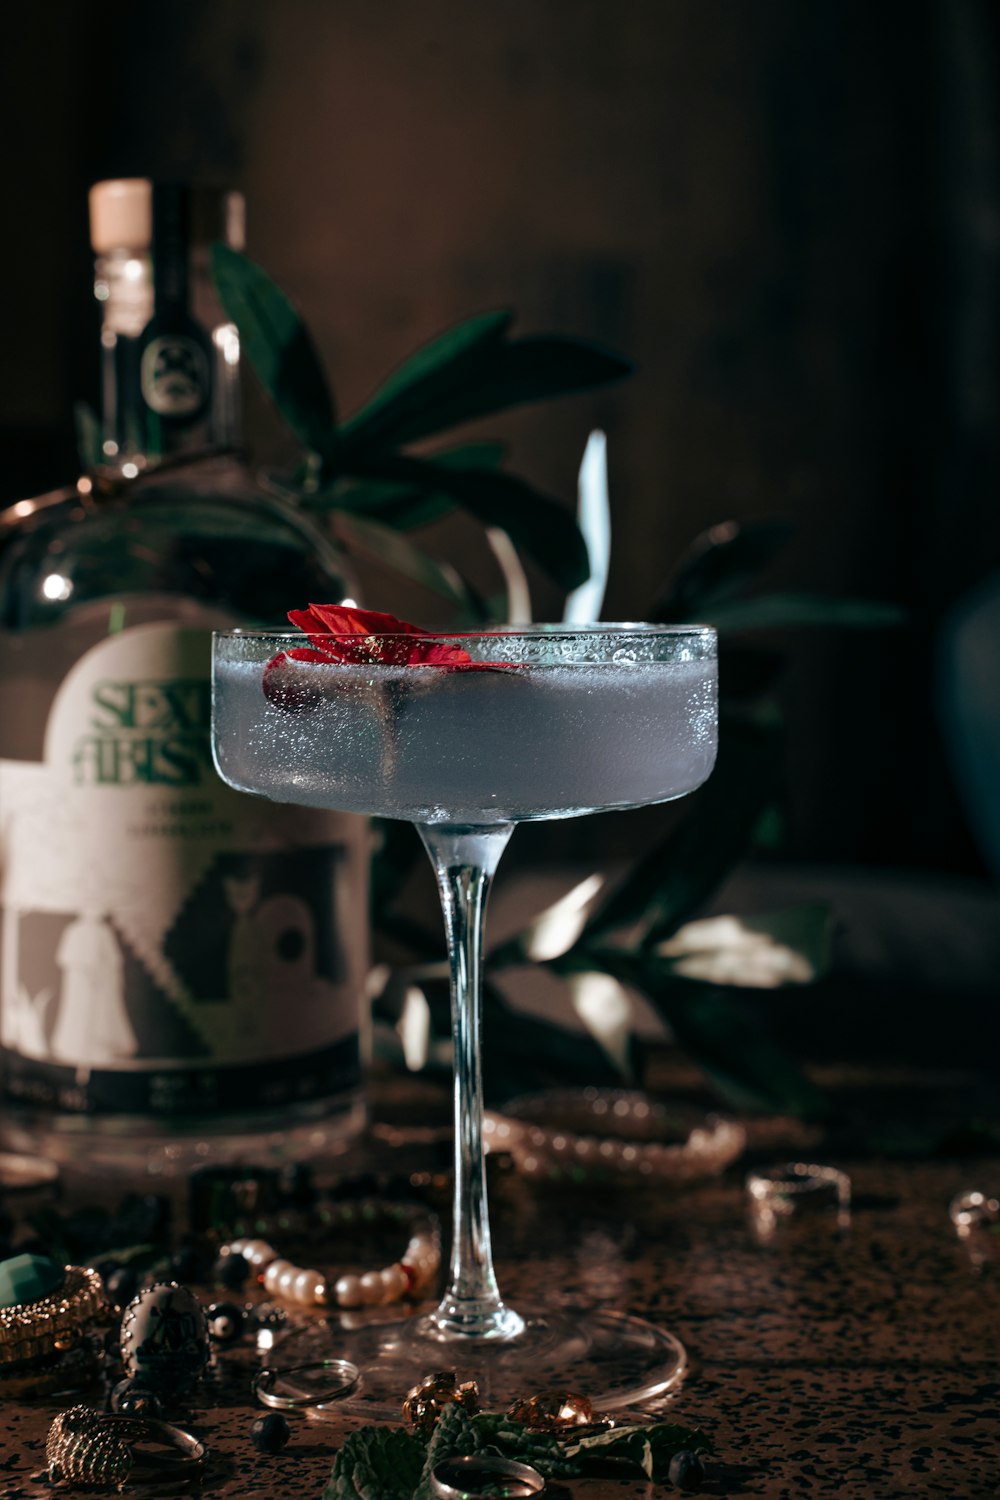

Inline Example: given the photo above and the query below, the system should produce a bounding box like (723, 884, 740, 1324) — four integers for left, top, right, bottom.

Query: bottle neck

(94, 246, 241, 475)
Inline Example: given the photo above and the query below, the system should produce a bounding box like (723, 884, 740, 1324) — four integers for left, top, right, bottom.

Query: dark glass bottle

(0, 180, 368, 1169)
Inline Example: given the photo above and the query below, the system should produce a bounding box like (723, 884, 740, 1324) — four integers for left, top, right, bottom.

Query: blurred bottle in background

(0, 179, 368, 1172)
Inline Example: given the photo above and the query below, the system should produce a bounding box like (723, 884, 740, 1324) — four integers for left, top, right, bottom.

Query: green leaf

(338, 311, 512, 460)
(352, 455, 590, 591)
(653, 904, 833, 987)
(569, 1420, 712, 1480)
(653, 519, 794, 619)
(324, 444, 508, 531)
(656, 980, 829, 1117)
(697, 592, 907, 634)
(340, 328, 632, 460)
(481, 978, 630, 1101)
(323, 1424, 424, 1500)
(210, 243, 337, 450)
(332, 510, 487, 613)
(581, 717, 781, 945)
(569, 951, 827, 1117)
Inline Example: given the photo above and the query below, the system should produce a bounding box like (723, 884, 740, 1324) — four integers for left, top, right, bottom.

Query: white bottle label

(0, 622, 367, 1118)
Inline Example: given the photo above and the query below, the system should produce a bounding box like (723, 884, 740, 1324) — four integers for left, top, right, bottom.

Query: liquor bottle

(0, 180, 368, 1168)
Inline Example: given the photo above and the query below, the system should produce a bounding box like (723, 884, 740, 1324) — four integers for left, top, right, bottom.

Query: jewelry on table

(745, 1162, 852, 1237)
(949, 1190, 1000, 1234)
(484, 1088, 745, 1182)
(225, 1198, 442, 1311)
(253, 1359, 361, 1409)
(0, 1259, 107, 1394)
(507, 1390, 594, 1431)
(0, 1261, 106, 1365)
(119, 1282, 210, 1393)
(429, 1454, 546, 1500)
(46, 1406, 206, 1489)
(403, 1370, 480, 1432)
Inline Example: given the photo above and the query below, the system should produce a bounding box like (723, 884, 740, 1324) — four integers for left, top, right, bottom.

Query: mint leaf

(413, 1405, 487, 1500)
(568, 1420, 712, 1481)
(323, 1425, 423, 1500)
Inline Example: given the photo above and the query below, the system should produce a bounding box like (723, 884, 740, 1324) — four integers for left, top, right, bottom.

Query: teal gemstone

(0, 1252, 66, 1308)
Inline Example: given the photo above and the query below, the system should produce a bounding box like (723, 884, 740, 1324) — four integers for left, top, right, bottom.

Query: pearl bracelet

(484, 1088, 745, 1183)
(224, 1200, 441, 1312)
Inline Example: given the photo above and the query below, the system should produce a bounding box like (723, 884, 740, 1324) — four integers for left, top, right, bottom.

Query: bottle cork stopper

(89, 178, 153, 253)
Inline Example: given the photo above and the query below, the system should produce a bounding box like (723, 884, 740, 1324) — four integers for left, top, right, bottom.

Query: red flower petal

(262, 647, 329, 712)
(262, 608, 520, 713)
(287, 604, 479, 668)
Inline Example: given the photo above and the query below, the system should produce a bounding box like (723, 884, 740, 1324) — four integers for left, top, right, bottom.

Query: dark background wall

(2, 0, 999, 877)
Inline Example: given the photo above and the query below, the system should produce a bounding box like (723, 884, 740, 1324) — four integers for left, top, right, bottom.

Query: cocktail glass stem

(418, 823, 525, 1341)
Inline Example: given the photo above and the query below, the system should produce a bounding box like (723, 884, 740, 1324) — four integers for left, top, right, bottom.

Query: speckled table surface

(1, 1065, 999, 1500)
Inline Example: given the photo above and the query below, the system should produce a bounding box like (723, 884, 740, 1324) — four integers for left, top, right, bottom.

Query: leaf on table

(210, 243, 337, 452)
(350, 454, 590, 591)
(653, 518, 794, 619)
(654, 903, 833, 988)
(580, 716, 781, 945)
(568, 1421, 713, 1481)
(322, 1424, 424, 1500)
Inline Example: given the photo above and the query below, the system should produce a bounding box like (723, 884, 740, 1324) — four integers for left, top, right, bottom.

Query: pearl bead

(245, 1239, 276, 1268)
(293, 1268, 322, 1305)
(276, 1264, 299, 1299)
(334, 1274, 363, 1309)
(263, 1259, 293, 1294)
(359, 1271, 384, 1305)
(313, 1277, 330, 1306)
(380, 1264, 407, 1300)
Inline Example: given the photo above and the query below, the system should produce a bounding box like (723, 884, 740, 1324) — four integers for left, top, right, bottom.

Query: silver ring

(430, 1454, 546, 1499)
(746, 1161, 851, 1209)
(253, 1359, 360, 1409)
(46, 1407, 206, 1487)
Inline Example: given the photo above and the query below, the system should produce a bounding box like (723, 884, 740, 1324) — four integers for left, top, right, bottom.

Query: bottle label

(0, 622, 367, 1118)
(140, 335, 210, 419)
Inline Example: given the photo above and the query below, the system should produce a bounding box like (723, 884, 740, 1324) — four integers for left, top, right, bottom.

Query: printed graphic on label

(140, 335, 210, 418)
(0, 623, 366, 1096)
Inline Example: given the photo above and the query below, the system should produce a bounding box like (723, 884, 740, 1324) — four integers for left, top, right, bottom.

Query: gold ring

(46, 1407, 206, 1488)
(0, 1265, 106, 1365)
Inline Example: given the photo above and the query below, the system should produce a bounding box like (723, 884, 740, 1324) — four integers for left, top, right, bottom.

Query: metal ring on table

(745, 1162, 851, 1236)
(253, 1358, 360, 1409)
(46, 1406, 206, 1488)
(430, 1454, 546, 1499)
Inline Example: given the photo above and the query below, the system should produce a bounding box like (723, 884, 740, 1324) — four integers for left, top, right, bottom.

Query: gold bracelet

(0, 1265, 106, 1366)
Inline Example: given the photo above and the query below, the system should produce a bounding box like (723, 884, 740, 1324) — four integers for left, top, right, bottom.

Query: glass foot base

(275, 1304, 686, 1420)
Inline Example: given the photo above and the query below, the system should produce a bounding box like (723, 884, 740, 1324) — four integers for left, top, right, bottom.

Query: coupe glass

(211, 624, 717, 1416)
